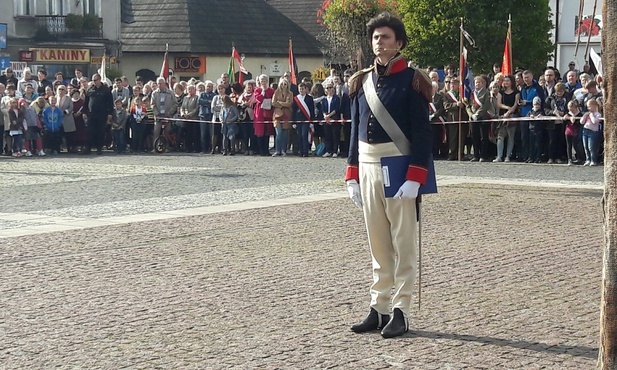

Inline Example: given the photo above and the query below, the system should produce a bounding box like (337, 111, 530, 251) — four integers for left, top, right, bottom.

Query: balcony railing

(34, 15, 103, 40)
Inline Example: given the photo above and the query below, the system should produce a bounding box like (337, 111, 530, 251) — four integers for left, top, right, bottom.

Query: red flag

(501, 26, 512, 76)
(288, 38, 298, 84)
(160, 44, 169, 85)
(232, 47, 247, 84)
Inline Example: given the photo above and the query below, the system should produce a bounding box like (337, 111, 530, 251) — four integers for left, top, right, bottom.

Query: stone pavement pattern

(0, 159, 604, 369)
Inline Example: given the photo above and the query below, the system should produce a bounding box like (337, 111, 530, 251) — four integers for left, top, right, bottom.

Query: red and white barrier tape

(157, 115, 601, 125)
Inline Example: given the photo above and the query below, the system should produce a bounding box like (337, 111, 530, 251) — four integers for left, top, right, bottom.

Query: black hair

(231, 82, 243, 94)
(366, 12, 408, 50)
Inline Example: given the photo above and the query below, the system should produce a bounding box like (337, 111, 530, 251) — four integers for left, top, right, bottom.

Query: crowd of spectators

(0, 66, 355, 158)
(1, 59, 604, 166)
(428, 61, 604, 166)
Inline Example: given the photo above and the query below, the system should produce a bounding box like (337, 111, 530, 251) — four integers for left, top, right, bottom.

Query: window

(15, 0, 34, 15)
(47, 0, 71, 15)
(85, 0, 101, 16)
(14, 0, 71, 16)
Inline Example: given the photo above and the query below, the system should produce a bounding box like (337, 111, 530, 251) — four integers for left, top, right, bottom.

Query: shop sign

(32, 48, 90, 63)
(91, 56, 116, 64)
(20, 50, 34, 62)
(269, 62, 282, 76)
(0, 24, 7, 49)
(10, 62, 28, 79)
(174, 57, 206, 73)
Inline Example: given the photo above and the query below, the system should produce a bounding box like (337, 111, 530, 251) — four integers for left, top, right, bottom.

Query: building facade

(118, 0, 326, 85)
(1, 0, 121, 80)
(549, 0, 603, 74)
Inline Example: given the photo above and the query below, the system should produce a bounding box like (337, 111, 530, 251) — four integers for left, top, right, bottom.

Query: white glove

(346, 180, 363, 208)
(429, 114, 434, 121)
(393, 180, 420, 199)
(472, 114, 478, 121)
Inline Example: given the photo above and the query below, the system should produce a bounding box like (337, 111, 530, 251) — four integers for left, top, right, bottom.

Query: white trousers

(359, 161, 418, 316)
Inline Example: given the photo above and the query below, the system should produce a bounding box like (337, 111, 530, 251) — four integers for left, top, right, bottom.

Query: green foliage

(82, 13, 100, 31)
(400, 0, 554, 75)
(106, 67, 123, 81)
(33, 26, 52, 41)
(65, 13, 84, 30)
(318, 0, 399, 67)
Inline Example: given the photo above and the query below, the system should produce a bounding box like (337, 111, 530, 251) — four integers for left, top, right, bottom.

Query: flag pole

(584, 0, 599, 62)
(165, 43, 169, 86)
(574, 0, 585, 63)
(458, 18, 464, 162)
(100, 50, 106, 84)
(508, 14, 512, 73)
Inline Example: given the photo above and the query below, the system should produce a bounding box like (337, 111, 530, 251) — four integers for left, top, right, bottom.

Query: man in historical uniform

(443, 77, 470, 160)
(429, 81, 447, 159)
(345, 12, 433, 338)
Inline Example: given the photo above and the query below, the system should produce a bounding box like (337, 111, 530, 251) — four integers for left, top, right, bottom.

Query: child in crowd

(7, 98, 26, 157)
(526, 96, 545, 163)
(580, 98, 602, 166)
(111, 97, 128, 154)
(221, 95, 239, 155)
(22, 83, 38, 105)
(143, 97, 154, 151)
(42, 96, 63, 154)
(21, 98, 45, 157)
(130, 96, 147, 153)
(44, 86, 54, 99)
(544, 83, 568, 164)
(563, 100, 583, 165)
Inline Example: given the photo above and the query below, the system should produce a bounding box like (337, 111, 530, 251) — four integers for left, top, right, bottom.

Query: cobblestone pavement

(0, 153, 605, 368)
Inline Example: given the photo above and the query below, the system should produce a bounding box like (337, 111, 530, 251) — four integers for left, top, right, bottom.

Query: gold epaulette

(411, 67, 433, 102)
(348, 66, 373, 98)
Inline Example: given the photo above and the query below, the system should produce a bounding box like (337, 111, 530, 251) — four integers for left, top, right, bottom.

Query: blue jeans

(112, 129, 126, 153)
(11, 134, 23, 153)
(296, 124, 310, 155)
(274, 125, 288, 154)
(581, 128, 601, 163)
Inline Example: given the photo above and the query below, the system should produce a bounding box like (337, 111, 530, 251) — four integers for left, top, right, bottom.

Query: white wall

(2, 1, 16, 37)
(549, 0, 603, 73)
(101, 0, 120, 42)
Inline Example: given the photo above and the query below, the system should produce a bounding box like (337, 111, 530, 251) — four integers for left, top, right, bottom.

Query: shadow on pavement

(411, 330, 598, 359)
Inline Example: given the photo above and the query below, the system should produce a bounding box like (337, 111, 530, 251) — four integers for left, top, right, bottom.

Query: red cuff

(406, 165, 428, 184)
(345, 165, 359, 182)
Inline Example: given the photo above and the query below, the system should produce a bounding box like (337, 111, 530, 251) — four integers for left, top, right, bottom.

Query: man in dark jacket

(36, 69, 53, 96)
(0, 68, 18, 87)
(82, 73, 113, 154)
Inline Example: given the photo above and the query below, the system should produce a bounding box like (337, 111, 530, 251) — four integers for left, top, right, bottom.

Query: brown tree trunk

(599, 1, 617, 369)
